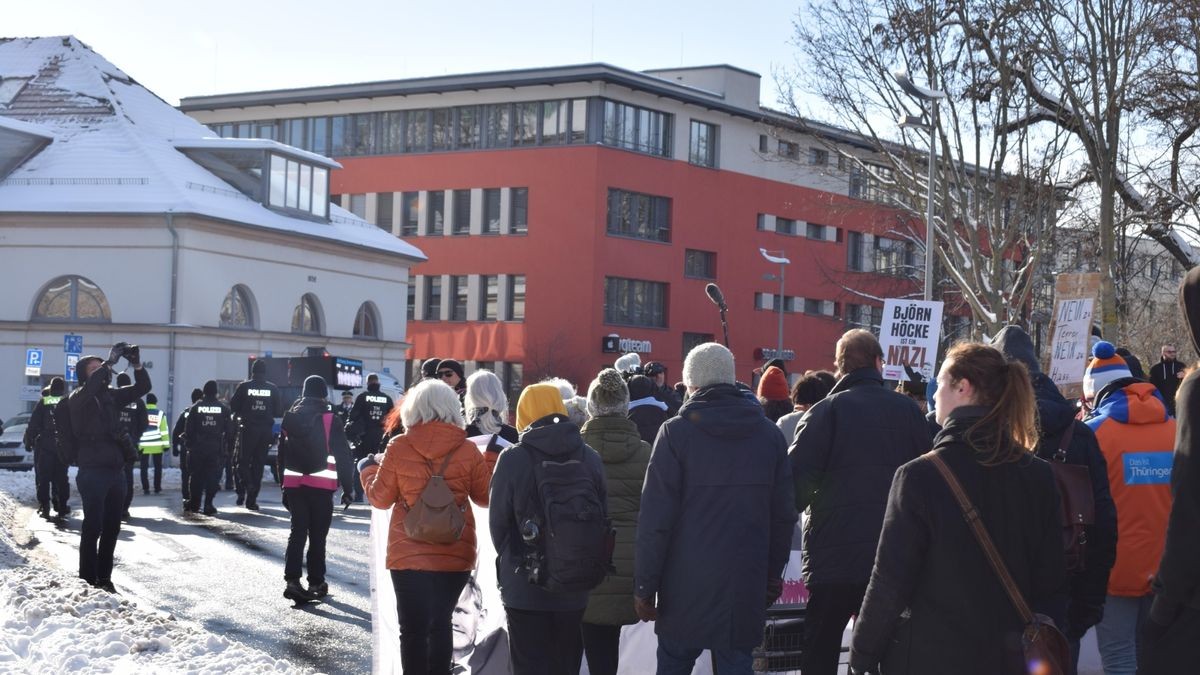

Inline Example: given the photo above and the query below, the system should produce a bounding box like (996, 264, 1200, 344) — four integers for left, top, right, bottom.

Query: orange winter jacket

(1085, 382, 1175, 597)
(361, 421, 497, 572)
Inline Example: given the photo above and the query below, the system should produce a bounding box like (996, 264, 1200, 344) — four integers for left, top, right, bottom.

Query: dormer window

(0, 115, 54, 182)
(175, 138, 338, 222)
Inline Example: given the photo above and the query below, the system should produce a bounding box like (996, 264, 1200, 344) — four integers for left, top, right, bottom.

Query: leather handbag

(1048, 423, 1095, 572)
(928, 452, 1070, 675)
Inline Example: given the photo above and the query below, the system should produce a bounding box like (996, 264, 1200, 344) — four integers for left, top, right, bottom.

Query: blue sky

(7, 0, 810, 107)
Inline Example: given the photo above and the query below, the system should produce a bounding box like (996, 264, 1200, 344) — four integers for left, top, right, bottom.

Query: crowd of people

(19, 269, 1200, 675)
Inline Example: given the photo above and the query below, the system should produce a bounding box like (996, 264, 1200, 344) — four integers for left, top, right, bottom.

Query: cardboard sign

(879, 299, 944, 381)
(1046, 273, 1102, 399)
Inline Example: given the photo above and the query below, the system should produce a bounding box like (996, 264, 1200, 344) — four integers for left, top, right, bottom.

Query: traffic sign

(64, 334, 83, 354)
(25, 348, 43, 377)
(66, 354, 79, 383)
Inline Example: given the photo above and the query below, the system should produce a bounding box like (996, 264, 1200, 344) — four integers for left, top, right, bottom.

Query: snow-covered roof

(0, 36, 424, 262)
(171, 137, 342, 170)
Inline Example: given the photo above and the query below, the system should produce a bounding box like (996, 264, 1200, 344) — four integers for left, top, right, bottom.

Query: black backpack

(520, 445, 614, 593)
(53, 398, 78, 466)
(286, 408, 332, 475)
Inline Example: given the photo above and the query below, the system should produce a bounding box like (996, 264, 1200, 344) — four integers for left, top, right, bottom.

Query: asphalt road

(23, 478, 374, 675)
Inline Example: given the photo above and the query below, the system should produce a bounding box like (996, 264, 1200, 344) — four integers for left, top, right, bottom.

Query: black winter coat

(635, 383, 796, 650)
(68, 366, 152, 469)
(229, 376, 283, 428)
(789, 368, 931, 586)
(1030, 373, 1118, 639)
(849, 409, 1068, 675)
(489, 415, 607, 612)
(278, 396, 355, 495)
(1150, 358, 1187, 414)
(628, 400, 669, 445)
(346, 386, 394, 455)
(185, 397, 233, 458)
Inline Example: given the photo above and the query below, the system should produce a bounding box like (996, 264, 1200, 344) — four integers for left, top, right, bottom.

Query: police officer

(115, 372, 148, 521)
(172, 388, 203, 506)
(230, 360, 283, 511)
(335, 390, 355, 427)
(345, 372, 394, 502)
(138, 393, 169, 495)
(68, 343, 151, 591)
(24, 377, 70, 519)
(185, 380, 233, 516)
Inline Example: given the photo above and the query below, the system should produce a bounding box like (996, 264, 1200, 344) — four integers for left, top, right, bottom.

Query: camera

(519, 519, 544, 585)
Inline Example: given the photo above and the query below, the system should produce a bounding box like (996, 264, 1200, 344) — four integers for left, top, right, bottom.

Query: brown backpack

(401, 446, 466, 544)
(1049, 423, 1096, 572)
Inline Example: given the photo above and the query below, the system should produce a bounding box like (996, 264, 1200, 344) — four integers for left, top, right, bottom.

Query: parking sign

(25, 348, 43, 377)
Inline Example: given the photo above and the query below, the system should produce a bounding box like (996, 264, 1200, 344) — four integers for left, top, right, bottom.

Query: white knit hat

(587, 368, 630, 417)
(683, 342, 735, 388)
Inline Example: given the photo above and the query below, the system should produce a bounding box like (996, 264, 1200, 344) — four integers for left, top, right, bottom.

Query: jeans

(76, 465, 126, 584)
(801, 582, 866, 675)
(572, 622, 620, 675)
(140, 452, 163, 493)
(655, 635, 753, 675)
(506, 607, 585, 675)
(284, 486, 334, 584)
(238, 425, 273, 505)
(391, 569, 469, 675)
(35, 446, 70, 511)
(1096, 593, 1152, 675)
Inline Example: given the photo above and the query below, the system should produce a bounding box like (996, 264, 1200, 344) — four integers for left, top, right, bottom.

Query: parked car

(0, 412, 34, 470)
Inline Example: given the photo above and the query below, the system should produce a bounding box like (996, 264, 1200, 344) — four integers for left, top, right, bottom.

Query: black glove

(341, 493, 354, 508)
(106, 342, 128, 367)
(125, 345, 140, 368)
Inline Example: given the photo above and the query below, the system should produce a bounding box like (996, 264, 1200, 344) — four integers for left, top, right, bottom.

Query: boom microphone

(705, 283, 727, 310)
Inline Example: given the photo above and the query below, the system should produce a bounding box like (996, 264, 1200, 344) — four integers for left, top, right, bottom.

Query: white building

(0, 36, 425, 425)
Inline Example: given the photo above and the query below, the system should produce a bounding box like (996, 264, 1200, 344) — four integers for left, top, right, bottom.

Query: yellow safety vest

(139, 404, 170, 454)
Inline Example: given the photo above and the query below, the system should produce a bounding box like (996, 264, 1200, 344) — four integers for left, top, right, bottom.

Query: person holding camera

(67, 343, 150, 592)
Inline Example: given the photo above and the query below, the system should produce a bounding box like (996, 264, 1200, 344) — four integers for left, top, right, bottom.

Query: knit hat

(421, 358, 442, 379)
(146, 393, 158, 405)
(252, 359, 267, 376)
(116, 372, 131, 387)
(757, 366, 790, 402)
(683, 342, 736, 388)
(438, 359, 465, 383)
(203, 380, 219, 398)
(1084, 341, 1133, 400)
(587, 368, 630, 417)
(302, 375, 328, 399)
(76, 355, 103, 384)
(989, 326, 1041, 375)
(516, 383, 568, 430)
(614, 352, 642, 375)
(48, 377, 65, 396)
(627, 375, 655, 400)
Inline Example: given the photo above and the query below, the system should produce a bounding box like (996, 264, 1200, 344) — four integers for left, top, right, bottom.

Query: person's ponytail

(944, 343, 1038, 465)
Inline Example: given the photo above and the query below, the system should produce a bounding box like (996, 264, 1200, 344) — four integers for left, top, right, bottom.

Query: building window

(401, 193, 419, 237)
(507, 275, 526, 321)
(846, 303, 883, 333)
(776, 218, 798, 236)
(424, 277, 442, 321)
(485, 104, 511, 148)
(380, 112, 403, 153)
(348, 194, 367, 219)
(682, 332, 714, 361)
(452, 189, 472, 235)
(407, 279, 416, 321)
(847, 231, 868, 272)
(778, 140, 799, 159)
(431, 108, 453, 151)
(503, 362, 524, 407)
(32, 275, 112, 322)
(684, 249, 716, 279)
(601, 100, 671, 157)
(405, 110, 429, 153)
(353, 302, 380, 339)
(429, 191, 445, 236)
(510, 188, 529, 235)
(874, 236, 917, 276)
(481, 275, 499, 321)
(804, 299, 835, 316)
(849, 163, 895, 202)
(604, 277, 667, 328)
(806, 223, 828, 240)
(263, 153, 329, 219)
(513, 102, 539, 146)
(450, 275, 469, 321)
(542, 100, 569, 145)
(689, 120, 718, 168)
(291, 294, 323, 335)
(219, 285, 255, 329)
(809, 148, 829, 166)
(607, 189, 670, 242)
(376, 192, 394, 231)
(483, 189, 502, 235)
(759, 135, 769, 153)
(457, 106, 482, 150)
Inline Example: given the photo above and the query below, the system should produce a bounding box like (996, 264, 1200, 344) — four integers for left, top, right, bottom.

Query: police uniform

(185, 389, 233, 515)
(345, 383, 394, 501)
(24, 388, 69, 516)
(229, 368, 283, 510)
(115, 381, 148, 518)
(138, 401, 169, 494)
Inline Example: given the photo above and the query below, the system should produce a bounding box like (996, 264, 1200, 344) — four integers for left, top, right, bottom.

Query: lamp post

(759, 248, 791, 360)
(894, 71, 946, 302)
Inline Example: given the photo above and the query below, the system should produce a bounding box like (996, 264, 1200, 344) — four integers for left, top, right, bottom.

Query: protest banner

(1046, 273, 1102, 400)
(879, 299, 944, 382)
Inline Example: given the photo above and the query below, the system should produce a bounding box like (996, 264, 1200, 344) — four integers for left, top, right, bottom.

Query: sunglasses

(438, 370, 457, 378)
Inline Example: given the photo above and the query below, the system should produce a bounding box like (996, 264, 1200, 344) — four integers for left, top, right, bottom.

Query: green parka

(580, 414, 652, 626)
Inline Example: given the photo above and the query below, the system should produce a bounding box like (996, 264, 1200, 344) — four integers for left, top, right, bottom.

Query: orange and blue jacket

(1085, 382, 1175, 597)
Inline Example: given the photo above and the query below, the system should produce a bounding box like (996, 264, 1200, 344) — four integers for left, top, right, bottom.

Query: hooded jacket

(580, 414, 651, 626)
(489, 415, 606, 612)
(635, 383, 797, 650)
(992, 326, 1119, 638)
(279, 395, 355, 494)
(68, 365, 151, 469)
(789, 367, 932, 586)
(1085, 378, 1175, 596)
(1148, 266, 1200, 644)
(362, 421, 496, 572)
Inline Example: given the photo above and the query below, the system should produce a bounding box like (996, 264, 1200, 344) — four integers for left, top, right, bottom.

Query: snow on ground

(0, 472, 310, 674)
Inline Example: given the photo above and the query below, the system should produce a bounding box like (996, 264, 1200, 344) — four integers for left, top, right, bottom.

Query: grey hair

(542, 377, 577, 400)
(464, 369, 508, 435)
(563, 395, 591, 428)
(400, 379, 464, 429)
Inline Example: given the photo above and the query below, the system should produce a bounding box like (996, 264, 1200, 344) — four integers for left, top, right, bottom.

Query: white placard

(879, 299, 944, 381)
(1048, 298, 1094, 392)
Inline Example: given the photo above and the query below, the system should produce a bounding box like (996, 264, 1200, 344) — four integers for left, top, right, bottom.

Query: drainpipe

(166, 212, 179, 439)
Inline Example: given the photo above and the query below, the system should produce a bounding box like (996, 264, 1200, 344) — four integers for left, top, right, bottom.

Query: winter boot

(203, 503, 218, 516)
(37, 504, 51, 519)
(309, 581, 328, 599)
(284, 580, 315, 603)
(236, 492, 245, 506)
(246, 501, 260, 511)
(95, 580, 117, 594)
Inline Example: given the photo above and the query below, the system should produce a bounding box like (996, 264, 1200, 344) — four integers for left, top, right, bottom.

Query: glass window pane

(429, 191, 445, 235)
(311, 168, 328, 218)
(513, 103, 538, 146)
(381, 112, 404, 153)
(76, 278, 111, 320)
(457, 106, 481, 150)
(407, 280, 416, 321)
(432, 109, 453, 151)
(269, 154, 286, 207)
(425, 277, 442, 320)
(483, 189, 501, 234)
(354, 114, 377, 155)
(405, 110, 429, 153)
(510, 188, 528, 234)
(331, 116, 351, 156)
(452, 190, 471, 235)
(486, 104, 510, 148)
(286, 119, 305, 149)
(349, 194, 367, 219)
(483, 275, 498, 320)
(35, 278, 73, 319)
(285, 160, 300, 209)
(401, 193, 419, 237)
(570, 99, 587, 143)
(298, 164, 313, 214)
(310, 118, 329, 156)
(508, 275, 526, 321)
(451, 275, 469, 321)
(376, 192, 394, 231)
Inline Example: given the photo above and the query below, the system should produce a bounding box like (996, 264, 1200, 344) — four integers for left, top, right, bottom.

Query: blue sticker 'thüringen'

(1124, 452, 1173, 486)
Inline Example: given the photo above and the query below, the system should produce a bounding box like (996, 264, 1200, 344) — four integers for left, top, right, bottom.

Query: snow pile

(0, 486, 27, 569)
(0, 565, 308, 674)
(0, 470, 36, 504)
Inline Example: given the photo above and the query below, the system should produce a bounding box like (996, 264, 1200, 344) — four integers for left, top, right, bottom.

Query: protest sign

(879, 299, 944, 382)
(1046, 273, 1102, 400)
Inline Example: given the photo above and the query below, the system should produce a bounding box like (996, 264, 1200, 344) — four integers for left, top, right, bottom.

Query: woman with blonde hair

(849, 343, 1068, 675)
(359, 379, 499, 675)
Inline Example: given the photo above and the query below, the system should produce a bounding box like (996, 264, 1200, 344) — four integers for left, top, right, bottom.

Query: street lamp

(894, 70, 946, 302)
(759, 248, 791, 360)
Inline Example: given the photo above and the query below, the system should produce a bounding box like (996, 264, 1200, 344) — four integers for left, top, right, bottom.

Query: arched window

(219, 285, 256, 329)
(32, 275, 112, 322)
(353, 302, 380, 339)
(291, 294, 323, 334)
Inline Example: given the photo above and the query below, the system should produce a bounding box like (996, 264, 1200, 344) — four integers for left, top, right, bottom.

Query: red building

(181, 64, 927, 395)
